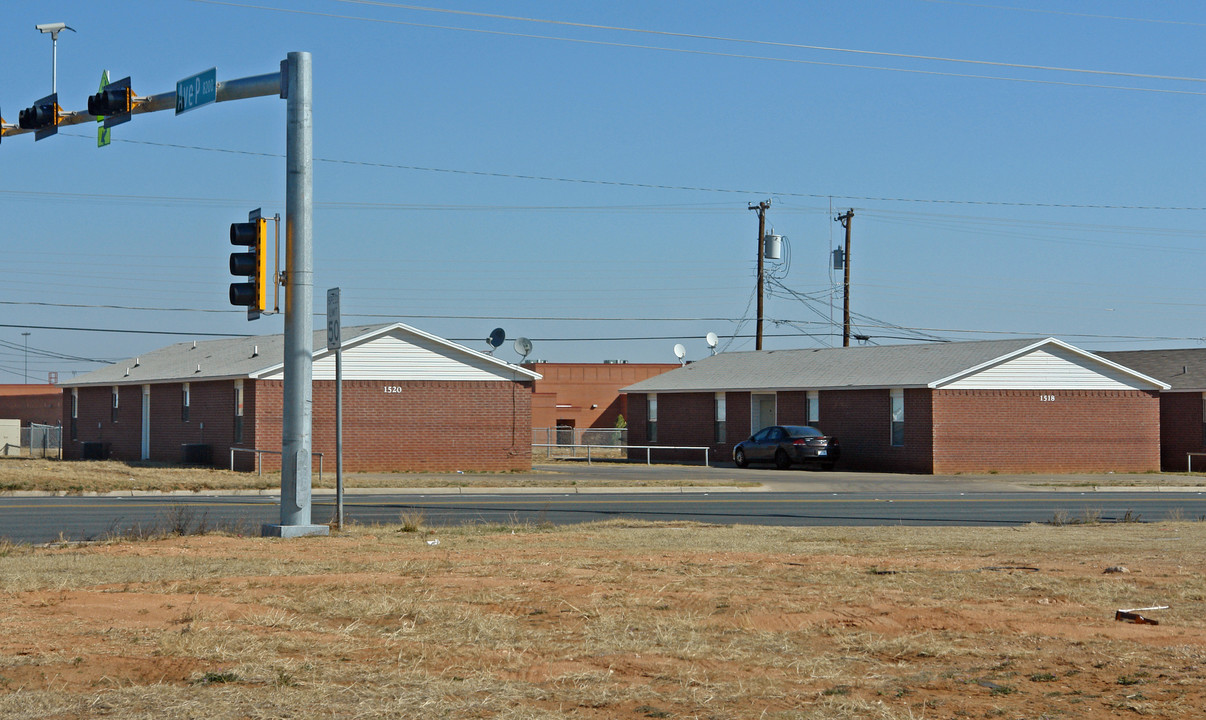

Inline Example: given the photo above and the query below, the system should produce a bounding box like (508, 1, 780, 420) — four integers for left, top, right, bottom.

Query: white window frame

(714, 392, 726, 444)
(890, 388, 905, 447)
(646, 394, 657, 443)
(807, 390, 819, 425)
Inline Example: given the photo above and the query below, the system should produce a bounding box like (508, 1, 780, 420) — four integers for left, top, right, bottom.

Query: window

(233, 381, 244, 444)
(70, 389, 78, 441)
(646, 395, 657, 443)
(1202, 393, 1206, 447)
(111, 386, 120, 423)
(890, 389, 904, 447)
(807, 390, 819, 426)
(714, 393, 726, 444)
(182, 383, 191, 422)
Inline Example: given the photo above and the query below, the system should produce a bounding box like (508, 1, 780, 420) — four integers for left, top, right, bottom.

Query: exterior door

(751, 393, 776, 434)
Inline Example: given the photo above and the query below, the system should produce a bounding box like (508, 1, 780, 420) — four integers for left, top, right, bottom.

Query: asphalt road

(3, 464, 1205, 544)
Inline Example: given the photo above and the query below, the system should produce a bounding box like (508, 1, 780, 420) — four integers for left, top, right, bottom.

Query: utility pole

(749, 200, 771, 350)
(836, 209, 854, 347)
(22, 332, 31, 384)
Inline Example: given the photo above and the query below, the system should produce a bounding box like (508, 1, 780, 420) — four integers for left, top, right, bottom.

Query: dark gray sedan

(733, 425, 840, 470)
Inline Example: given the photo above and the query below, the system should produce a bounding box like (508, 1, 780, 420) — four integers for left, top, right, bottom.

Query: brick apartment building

(58, 323, 541, 472)
(523, 361, 678, 434)
(623, 338, 1168, 474)
(1100, 348, 1206, 472)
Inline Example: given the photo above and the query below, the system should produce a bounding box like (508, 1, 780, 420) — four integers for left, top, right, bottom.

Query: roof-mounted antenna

(514, 337, 533, 361)
(485, 327, 505, 355)
(673, 343, 687, 367)
(705, 332, 718, 356)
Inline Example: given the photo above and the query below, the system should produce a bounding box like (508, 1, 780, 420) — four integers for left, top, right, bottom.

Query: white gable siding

(263, 333, 520, 382)
(939, 346, 1151, 390)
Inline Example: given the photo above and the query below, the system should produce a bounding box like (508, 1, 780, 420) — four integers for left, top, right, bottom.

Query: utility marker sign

(175, 68, 217, 115)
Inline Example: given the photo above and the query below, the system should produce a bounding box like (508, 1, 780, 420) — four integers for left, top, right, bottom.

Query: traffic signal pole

(2, 52, 325, 539)
(268, 51, 324, 538)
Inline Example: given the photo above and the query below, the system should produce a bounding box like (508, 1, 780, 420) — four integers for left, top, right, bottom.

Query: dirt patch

(1, 523, 1204, 718)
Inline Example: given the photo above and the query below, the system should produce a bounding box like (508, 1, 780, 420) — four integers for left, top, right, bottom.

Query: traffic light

(18, 93, 59, 139)
(229, 211, 268, 318)
(87, 76, 134, 127)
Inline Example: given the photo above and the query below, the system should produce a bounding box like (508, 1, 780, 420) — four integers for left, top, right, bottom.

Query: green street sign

(97, 70, 111, 148)
(176, 68, 216, 115)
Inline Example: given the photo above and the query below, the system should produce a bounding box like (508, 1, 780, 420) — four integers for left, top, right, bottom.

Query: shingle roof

(1098, 349, 1206, 391)
(58, 323, 539, 387)
(622, 337, 1164, 393)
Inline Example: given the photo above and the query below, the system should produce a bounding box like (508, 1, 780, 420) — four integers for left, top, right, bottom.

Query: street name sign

(175, 68, 217, 115)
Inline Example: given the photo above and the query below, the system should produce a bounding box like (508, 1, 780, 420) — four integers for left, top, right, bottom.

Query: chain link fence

(21, 423, 62, 459)
(532, 426, 627, 459)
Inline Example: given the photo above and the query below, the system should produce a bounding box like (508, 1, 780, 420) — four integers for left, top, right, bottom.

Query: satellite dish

(514, 337, 533, 360)
(705, 332, 718, 353)
(486, 327, 506, 352)
(673, 343, 687, 365)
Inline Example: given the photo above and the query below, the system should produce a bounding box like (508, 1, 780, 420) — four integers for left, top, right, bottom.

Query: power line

(51, 133, 1206, 211)
(185, 0, 1206, 95)
(328, 0, 1206, 84)
(0, 323, 250, 338)
(915, 0, 1206, 28)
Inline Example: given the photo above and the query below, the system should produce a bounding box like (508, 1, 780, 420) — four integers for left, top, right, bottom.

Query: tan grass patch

(0, 522, 1204, 718)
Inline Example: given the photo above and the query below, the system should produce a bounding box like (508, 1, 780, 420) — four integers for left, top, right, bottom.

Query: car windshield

(783, 426, 823, 437)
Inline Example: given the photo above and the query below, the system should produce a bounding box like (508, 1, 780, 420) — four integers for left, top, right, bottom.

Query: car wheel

(821, 462, 835, 471)
(774, 449, 791, 470)
(734, 448, 748, 468)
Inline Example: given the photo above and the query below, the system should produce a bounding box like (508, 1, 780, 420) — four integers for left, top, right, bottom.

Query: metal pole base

(261, 523, 330, 538)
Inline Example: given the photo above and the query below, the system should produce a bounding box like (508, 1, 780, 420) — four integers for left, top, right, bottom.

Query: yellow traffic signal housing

(229, 215, 268, 316)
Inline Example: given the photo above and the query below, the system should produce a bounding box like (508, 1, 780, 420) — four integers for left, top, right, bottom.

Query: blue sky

(2, 0, 1203, 381)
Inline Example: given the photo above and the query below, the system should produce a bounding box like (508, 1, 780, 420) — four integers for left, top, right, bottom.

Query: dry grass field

(1, 518, 1204, 719)
(0, 458, 749, 494)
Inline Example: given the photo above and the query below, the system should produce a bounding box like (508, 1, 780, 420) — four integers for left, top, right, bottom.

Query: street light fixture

(36, 22, 75, 94)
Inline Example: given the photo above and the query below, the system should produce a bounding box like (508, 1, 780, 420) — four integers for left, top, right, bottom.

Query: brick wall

(0, 386, 62, 426)
(814, 389, 933, 473)
(931, 389, 1160, 473)
(62, 386, 140, 461)
(309, 379, 533, 472)
(1156, 392, 1203, 472)
(63, 378, 532, 472)
(525, 363, 677, 431)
